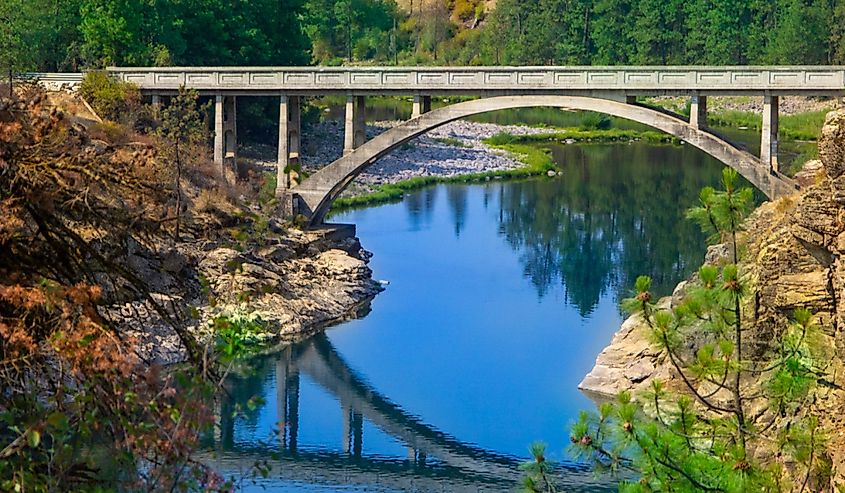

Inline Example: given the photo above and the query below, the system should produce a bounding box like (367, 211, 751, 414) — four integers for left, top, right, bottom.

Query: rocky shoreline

(114, 225, 383, 365)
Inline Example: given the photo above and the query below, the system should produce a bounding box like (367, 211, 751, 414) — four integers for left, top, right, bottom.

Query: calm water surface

(205, 139, 735, 491)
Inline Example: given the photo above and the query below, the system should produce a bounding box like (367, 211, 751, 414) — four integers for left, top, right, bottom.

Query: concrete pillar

(690, 95, 707, 129)
(151, 94, 161, 116)
(214, 95, 224, 165)
(625, 95, 637, 105)
(411, 94, 432, 119)
(344, 95, 366, 154)
(224, 96, 237, 165)
(762, 95, 779, 173)
(277, 95, 301, 194)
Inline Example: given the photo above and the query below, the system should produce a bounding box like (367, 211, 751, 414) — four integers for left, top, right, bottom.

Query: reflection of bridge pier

(275, 348, 300, 452)
(341, 404, 364, 456)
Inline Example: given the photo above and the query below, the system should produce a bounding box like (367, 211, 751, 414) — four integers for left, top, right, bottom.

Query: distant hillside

(396, 0, 496, 27)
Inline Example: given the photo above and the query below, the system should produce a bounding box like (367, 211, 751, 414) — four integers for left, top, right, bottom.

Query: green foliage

(78, 71, 140, 122)
(520, 442, 559, 492)
(707, 110, 829, 142)
(686, 169, 755, 250)
(6, 0, 845, 74)
(578, 112, 612, 131)
(213, 310, 267, 361)
(486, 129, 679, 147)
(303, 0, 399, 63)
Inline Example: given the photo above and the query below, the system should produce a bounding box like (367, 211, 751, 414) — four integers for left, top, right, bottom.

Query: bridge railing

(106, 66, 845, 94)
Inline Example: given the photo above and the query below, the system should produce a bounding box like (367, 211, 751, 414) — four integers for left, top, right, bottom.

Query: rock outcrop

(112, 226, 383, 365)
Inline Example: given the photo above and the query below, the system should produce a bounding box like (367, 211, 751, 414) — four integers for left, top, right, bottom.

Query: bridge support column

(690, 95, 707, 129)
(344, 95, 366, 155)
(224, 96, 237, 166)
(151, 94, 161, 116)
(277, 95, 301, 213)
(762, 95, 779, 173)
(214, 95, 224, 165)
(411, 94, 431, 119)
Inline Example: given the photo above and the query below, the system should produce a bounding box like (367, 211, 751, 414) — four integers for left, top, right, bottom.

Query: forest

(3, 0, 845, 74)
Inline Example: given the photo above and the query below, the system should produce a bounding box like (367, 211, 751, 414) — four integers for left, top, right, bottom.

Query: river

(205, 126, 744, 490)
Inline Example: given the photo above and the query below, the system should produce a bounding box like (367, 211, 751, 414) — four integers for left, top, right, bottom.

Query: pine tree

(568, 169, 832, 491)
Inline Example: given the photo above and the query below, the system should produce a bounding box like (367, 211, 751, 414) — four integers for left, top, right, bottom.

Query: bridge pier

(224, 96, 237, 166)
(762, 95, 779, 173)
(151, 94, 161, 116)
(341, 403, 364, 456)
(690, 95, 707, 129)
(411, 94, 431, 119)
(277, 95, 301, 209)
(214, 95, 224, 165)
(344, 95, 367, 155)
(213, 95, 238, 168)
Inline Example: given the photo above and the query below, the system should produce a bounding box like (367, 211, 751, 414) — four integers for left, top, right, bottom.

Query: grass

(707, 110, 828, 141)
(485, 129, 680, 146)
(331, 143, 555, 211)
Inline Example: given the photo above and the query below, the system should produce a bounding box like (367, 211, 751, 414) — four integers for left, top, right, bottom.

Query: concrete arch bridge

(104, 66, 845, 224)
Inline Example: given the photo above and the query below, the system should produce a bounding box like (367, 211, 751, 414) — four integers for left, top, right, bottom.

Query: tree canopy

(5, 0, 845, 72)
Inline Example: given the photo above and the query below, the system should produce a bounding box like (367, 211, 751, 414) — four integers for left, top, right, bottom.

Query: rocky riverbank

(111, 225, 383, 365)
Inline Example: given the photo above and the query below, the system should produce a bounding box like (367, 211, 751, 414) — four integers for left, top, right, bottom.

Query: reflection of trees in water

(494, 143, 732, 316)
(404, 186, 439, 231)
(447, 186, 469, 237)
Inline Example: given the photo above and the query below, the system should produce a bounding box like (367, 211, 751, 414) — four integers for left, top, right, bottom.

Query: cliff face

(580, 109, 845, 479)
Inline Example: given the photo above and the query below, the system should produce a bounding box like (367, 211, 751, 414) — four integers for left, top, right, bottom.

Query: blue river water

(209, 140, 730, 491)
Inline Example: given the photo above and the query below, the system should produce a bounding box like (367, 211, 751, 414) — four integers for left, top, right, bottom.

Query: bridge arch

(294, 95, 797, 224)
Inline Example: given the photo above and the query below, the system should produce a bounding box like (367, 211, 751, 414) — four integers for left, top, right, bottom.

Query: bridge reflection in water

(203, 334, 616, 492)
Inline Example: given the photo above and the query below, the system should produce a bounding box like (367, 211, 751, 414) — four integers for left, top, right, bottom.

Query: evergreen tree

(591, 0, 635, 64)
(765, 0, 829, 64)
(567, 169, 831, 491)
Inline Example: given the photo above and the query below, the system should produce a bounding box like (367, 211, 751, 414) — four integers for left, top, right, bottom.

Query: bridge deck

(107, 66, 845, 96)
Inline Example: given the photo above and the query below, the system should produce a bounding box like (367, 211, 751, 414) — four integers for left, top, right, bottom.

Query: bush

(78, 71, 140, 122)
(578, 111, 612, 131)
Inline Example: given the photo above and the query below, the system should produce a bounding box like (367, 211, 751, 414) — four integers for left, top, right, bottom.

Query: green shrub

(213, 310, 267, 361)
(79, 71, 140, 122)
(578, 111, 612, 130)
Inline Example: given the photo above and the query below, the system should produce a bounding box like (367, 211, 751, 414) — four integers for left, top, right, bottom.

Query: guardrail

(17, 72, 84, 83)
(106, 66, 845, 94)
